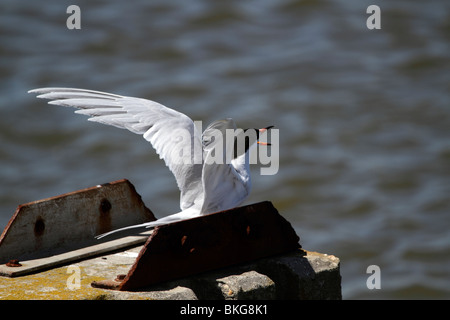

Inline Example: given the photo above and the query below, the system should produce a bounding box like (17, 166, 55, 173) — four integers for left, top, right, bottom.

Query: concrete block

(253, 250, 342, 299)
(216, 271, 276, 300)
(124, 249, 341, 300)
(95, 286, 198, 300)
(0, 247, 341, 300)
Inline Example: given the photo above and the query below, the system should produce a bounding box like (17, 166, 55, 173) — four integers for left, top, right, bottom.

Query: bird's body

(29, 88, 271, 239)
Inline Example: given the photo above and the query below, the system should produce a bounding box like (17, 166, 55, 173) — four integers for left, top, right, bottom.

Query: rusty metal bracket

(0, 179, 155, 277)
(91, 201, 301, 291)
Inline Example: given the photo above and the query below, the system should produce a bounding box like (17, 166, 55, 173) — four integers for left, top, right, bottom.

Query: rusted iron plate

(0, 179, 155, 269)
(92, 201, 300, 291)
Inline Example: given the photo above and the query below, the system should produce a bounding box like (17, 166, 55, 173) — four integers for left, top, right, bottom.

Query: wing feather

(29, 87, 203, 211)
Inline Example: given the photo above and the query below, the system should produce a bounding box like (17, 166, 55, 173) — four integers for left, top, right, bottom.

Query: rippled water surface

(1, 0, 449, 299)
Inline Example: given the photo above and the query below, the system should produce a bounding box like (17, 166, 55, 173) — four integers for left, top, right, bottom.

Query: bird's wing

(29, 87, 203, 211)
(200, 119, 250, 213)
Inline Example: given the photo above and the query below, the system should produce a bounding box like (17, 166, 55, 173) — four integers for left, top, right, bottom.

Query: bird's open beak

(257, 126, 274, 145)
(259, 126, 274, 133)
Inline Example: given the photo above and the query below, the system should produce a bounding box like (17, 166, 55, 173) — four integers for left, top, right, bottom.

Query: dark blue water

(1, 0, 449, 299)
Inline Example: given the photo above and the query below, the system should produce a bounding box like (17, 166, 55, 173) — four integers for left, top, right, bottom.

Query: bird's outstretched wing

(28, 87, 203, 211)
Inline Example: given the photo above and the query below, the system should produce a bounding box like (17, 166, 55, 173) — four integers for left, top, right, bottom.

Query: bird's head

(256, 125, 274, 146)
(233, 125, 274, 159)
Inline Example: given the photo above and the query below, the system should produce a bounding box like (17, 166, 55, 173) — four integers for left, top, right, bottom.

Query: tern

(29, 88, 273, 239)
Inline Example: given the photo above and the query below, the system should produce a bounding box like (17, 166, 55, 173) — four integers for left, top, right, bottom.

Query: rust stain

(114, 274, 127, 282)
(91, 279, 121, 290)
(181, 235, 187, 246)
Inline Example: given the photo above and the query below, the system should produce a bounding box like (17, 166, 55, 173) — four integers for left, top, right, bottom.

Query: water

(1, 0, 449, 299)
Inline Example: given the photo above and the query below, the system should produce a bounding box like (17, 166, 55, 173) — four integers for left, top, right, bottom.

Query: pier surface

(0, 246, 341, 300)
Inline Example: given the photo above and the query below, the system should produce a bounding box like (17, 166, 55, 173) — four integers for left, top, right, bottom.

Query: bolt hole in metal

(34, 217, 45, 237)
(98, 198, 113, 235)
(100, 198, 112, 214)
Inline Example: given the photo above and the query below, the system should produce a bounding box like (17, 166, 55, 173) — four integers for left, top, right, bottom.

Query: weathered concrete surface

(0, 247, 341, 300)
(216, 271, 276, 300)
(253, 250, 342, 299)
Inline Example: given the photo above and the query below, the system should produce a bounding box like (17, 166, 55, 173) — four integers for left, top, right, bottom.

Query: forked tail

(95, 211, 197, 239)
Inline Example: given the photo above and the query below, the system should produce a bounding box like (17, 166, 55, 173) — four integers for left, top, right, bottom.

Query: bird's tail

(94, 211, 194, 239)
